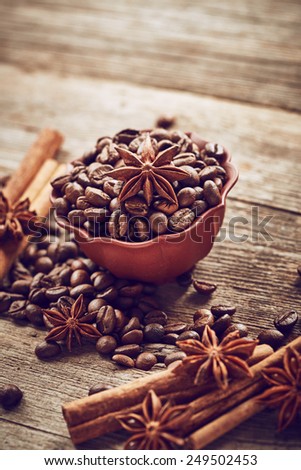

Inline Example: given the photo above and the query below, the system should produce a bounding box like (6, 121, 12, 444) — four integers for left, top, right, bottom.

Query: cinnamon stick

(4, 128, 63, 204)
(62, 340, 277, 444)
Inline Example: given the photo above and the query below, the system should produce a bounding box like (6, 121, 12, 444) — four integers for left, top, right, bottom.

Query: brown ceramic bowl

(51, 133, 238, 284)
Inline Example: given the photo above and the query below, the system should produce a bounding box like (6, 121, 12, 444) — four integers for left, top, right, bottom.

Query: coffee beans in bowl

(50, 129, 238, 283)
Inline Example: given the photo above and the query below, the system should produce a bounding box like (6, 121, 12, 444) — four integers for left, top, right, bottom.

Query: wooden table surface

(0, 0, 300, 450)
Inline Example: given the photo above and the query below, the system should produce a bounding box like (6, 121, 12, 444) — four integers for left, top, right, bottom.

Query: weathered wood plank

(0, 0, 300, 110)
(0, 64, 300, 214)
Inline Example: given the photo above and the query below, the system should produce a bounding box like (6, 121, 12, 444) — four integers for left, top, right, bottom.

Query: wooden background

(0, 0, 301, 450)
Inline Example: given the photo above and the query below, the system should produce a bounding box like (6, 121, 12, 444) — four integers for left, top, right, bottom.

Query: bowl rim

(51, 132, 238, 247)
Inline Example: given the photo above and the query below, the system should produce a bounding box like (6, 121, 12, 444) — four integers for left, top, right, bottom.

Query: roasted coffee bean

(35, 257, 53, 274)
(96, 336, 117, 355)
(257, 329, 284, 349)
(9, 300, 28, 321)
(153, 199, 178, 215)
(103, 179, 123, 198)
(0, 384, 23, 409)
(214, 177, 223, 191)
(191, 200, 208, 216)
(121, 329, 143, 345)
(57, 242, 78, 262)
(96, 306, 116, 334)
(212, 314, 232, 336)
(11, 279, 31, 296)
(114, 344, 142, 358)
(35, 340, 62, 359)
(211, 305, 236, 318)
(88, 383, 113, 396)
(168, 208, 195, 232)
(64, 182, 84, 203)
(136, 352, 157, 371)
(203, 180, 221, 207)
(36, 249, 47, 258)
(85, 186, 111, 207)
(121, 316, 142, 335)
(173, 153, 196, 167)
(70, 284, 94, 298)
(180, 165, 199, 187)
(192, 310, 215, 336)
(109, 197, 120, 212)
(164, 351, 186, 366)
(118, 283, 144, 298)
(155, 115, 176, 129)
(125, 196, 148, 216)
(70, 269, 91, 287)
(84, 207, 108, 223)
(71, 259, 89, 271)
(203, 142, 225, 160)
(51, 174, 71, 191)
(297, 265, 301, 276)
(45, 286, 69, 302)
(68, 210, 86, 226)
(132, 217, 149, 242)
(25, 304, 44, 326)
(144, 323, 165, 342)
(163, 333, 179, 345)
(28, 288, 47, 306)
(177, 187, 197, 207)
(193, 308, 213, 323)
(59, 266, 72, 285)
(222, 323, 248, 339)
(137, 296, 159, 313)
(204, 157, 218, 166)
(88, 298, 107, 313)
(57, 296, 75, 311)
(144, 309, 168, 326)
(96, 286, 118, 302)
(193, 280, 217, 295)
(149, 212, 168, 235)
(178, 330, 200, 341)
(274, 310, 298, 333)
(164, 322, 188, 334)
(114, 296, 135, 310)
(76, 196, 91, 210)
(112, 354, 135, 368)
(0, 292, 12, 313)
(199, 165, 226, 184)
(108, 210, 128, 239)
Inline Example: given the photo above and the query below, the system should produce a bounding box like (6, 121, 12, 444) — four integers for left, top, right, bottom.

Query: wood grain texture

(0, 0, 301, 111)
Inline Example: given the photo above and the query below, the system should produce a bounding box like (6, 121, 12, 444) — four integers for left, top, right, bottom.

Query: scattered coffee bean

(164, 351, 186, 366)
(112, 354, 135, 368)
(274, 310, 298, 334)
(70, 284, 94, 298)
(144, 323, 165, 342)
(88, 383, 113, 396)
(121, 329, 143, 345)
(114, 344, 142, 358)
(163, 333, 179, 345)
(45, 286, 69, 302)
(144, 310, 168, 326)
(222, 323, 248, 339)
(35, 341, 62, 359)
(211, 314, 232, 335)
(136, 352, 157, 370)
(96, 336, 117, 355)
(178, 330, 200, 341)
(35, 257, 53, 274)
(70, 269, 91, 287)
(0, 384, 23, 409)
(192, 309, 214, 335)
(211, 305, 236, 318)
(193, 280, 217, 295)
(25, 304, 44, 326)
(155, 115, 176, 129)
(257, 329, 285, 349)
(96, 306, 117, 335)
(203, 180, 221, 207)
(168, 208, 195, 232)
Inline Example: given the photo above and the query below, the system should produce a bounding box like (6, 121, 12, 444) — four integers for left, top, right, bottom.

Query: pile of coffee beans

(51, 128, 228, 241)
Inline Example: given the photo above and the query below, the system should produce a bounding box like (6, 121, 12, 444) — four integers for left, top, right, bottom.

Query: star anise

(257, 347, 301, 431)
(175, 325, 257, 390)
(43, 294, 101, 351)
(0, 191, 36, 241)
(118, 389, 190, 450)
(107, 134, 189, 205)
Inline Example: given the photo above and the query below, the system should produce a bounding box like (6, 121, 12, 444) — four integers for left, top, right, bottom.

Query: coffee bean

(70, 284, 94, 298)
(68, 209, 86, 226)
(168, 208, 195, 232)
(57, 242, 78, 262)
(211, 305, 236, 318)
(45, 286, 69, 302)
(57, 296, 74, 311)
(88, 298, 107, 313)
(192, 309, 214, 335)
(178, 330, 200, 341)
(0, 292, 12, 313)
(176, 271, 193, 287)
(103, 179, 123, 198)
(85, 186, 111, 207)
(64, 182, 84, 203)
(297, 265, 301, 276)
(114, 344, 141, 358)
(0, 384, 23, 409)
(96, 306, 116, 334)
(180, 165, 200, 187)
(84, 207, 108, 223)
(155, 115, 176, 129)
(96, 286, 118, 302)
(76, 196, 91, 210)
(88, 383, 113, 396)
(144, 323, 165, 342)
(163, 333, 179, 345)
(93, 272, 115, 291)
(173, 153, 196, 167)
(222, 323, 248, 340)
(112, 354, 135, 368)
(136, 352, 157, 371)
(177, 188, 197, 207)
(35, 341, 62, 359)
(25, 304, 44, 326)
(164, 322, 188, 334)
(59, 266, 72, 285)
(132, 217, 150, 242)
(212, 314, 232, 335)
(121, 317, 142, 335)
(149, 212, 168, 235)
(203, 180, 221, 207)
(257, 329, 284, 349)
(11, 280, 31, 296)
(193, 280, 217, 295)
(125, 196, 148, 216)
(70, 269, 91, 287)
(35, 257, 53, 274)
(153, 199, 178, 215)
(118, 283, 144, 298)
(108, 210, 128, 239)
(71, 259, 89, 271)
(121, 329, 143, 345)
(96, 336, 117, 355)
(274, 310, 298, 334)
(164, 351, 186, 366)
